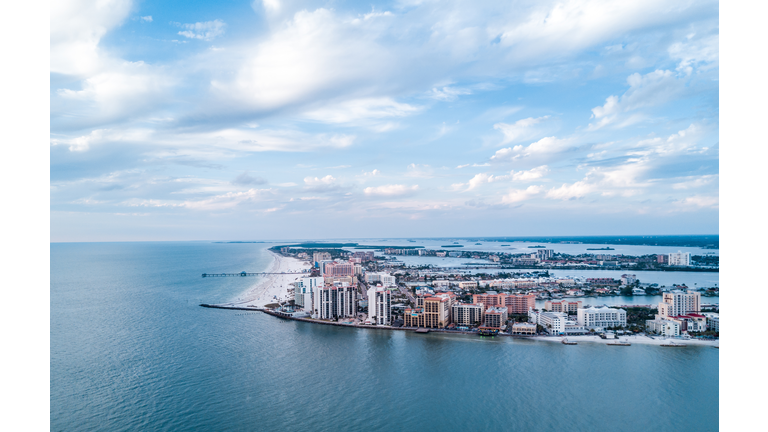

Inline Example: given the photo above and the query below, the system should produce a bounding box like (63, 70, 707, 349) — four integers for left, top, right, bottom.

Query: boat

(478, 328, 499, 336)
(561, 338, 577, 345)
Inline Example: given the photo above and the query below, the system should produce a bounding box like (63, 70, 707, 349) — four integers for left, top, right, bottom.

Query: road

(398, 284, 417, 305)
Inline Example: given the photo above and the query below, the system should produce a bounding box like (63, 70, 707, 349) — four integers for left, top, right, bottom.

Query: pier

(202, 271, 307, 278)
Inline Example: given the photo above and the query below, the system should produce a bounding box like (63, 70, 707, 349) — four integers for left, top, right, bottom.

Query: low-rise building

(577, 307, 627, 330)
(646, 318, 681, 336)
(365, 272, 396, 286)
(544, 299, 582, 313)
(702, 312, 719, 333)
(528, 310, 568, 335)
(510, 322, 536, 335)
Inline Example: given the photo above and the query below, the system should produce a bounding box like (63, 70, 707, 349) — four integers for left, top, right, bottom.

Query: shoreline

(215, 250, 310, 308)
(200, 304, 719, 348)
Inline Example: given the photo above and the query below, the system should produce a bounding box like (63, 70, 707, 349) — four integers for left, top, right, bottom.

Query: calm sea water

(51, 242, 719, 431)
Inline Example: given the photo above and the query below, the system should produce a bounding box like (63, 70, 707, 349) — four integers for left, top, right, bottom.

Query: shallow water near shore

(51, 242, 718, 431)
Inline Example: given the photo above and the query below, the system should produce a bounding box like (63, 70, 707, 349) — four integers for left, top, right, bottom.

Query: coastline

(217, 250, 310, 308)
(531, 334, 718, 347)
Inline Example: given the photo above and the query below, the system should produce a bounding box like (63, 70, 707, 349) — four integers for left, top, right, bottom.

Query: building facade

(452, 303, 485, 326)
(668, 251, 691, 266)
(484, 306, 508, 328)
(505, 294, 536, 314)
(544, 299, 582, 313)
(295, 276, 324, 309)
(314, 284, 357, 320)
(367, 285, 392, 326)
(659, 290, 701, 318)
(577, 307, 627, 329)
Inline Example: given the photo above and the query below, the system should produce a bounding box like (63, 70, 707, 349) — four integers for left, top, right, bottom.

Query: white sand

(217, 251, 311, 308)
(531, 334, 719, 347)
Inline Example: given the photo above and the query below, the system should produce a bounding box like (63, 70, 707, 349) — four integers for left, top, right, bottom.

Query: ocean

(51, 242, 718, 431)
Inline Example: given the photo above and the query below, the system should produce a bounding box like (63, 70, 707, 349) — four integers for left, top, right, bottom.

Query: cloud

(125, 188, 275, 210)
(51, 127, 356, 153)
(545, 180, 595, 200)
(51, 0, 133, 76)
(671, 174, 717, 190)
(363, 184, 419, 197)
(140, 16, 152, 22)
(491, 136, 572, 162)
(493, 116, 551, 145)
(429, 86, 471, 101)
(501, 185, 543, 203)
(456, 165, 550, 191)
(304, 175, 344, 192)
(588, 69, 683, 130)
(232, 172, 268, 185)
(669, 33, 719, 75)
(302, 97, 420, 124)
(679, 195, 718, 209)
(178, 20, 227, 41)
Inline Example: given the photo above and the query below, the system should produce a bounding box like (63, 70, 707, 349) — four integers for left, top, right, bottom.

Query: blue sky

(50, 0, 719, 241)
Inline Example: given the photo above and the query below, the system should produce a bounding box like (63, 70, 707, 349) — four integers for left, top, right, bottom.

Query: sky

(50, 0, 719, 242)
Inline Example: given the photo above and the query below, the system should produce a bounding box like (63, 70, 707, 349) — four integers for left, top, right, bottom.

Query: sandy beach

(532, 334, 719, 347)
(218, 251, 310, 308)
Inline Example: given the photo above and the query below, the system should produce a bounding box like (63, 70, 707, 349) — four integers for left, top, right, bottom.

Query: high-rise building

(536, 249, 554, 260)
(367, 285, 392, 326)
(484, 306, 508, 328)
(313, 252, 332, 265)
(451, 303, 485, 326)
(577, 307, 627, 329)
(473, 292, 504, 308)
(505, 294, 536, 313)
(323, 261, 354, 277)
(295, 276, 324, 309)
(668, 251, 691, 266)
(658, 290, 700, 318)
(424, 296, 451, 328)
(657, 254, 669, 264)
(314, 284, 357, 320)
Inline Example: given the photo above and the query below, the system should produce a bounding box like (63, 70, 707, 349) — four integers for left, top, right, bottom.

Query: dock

(415, 328, 430, 334)
(661, 343, 687, 347)
(607, 342, 631, 346)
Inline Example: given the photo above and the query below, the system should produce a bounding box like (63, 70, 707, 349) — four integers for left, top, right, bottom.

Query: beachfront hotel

(484, 307, 508, 329)
(367, 285, 392, 326)
(314, 284, 357, 320)
(576, 307, 627, 329)
(658, 290, 701, 317)
(295, 276, 324, 310)
(544, 299, 583, 313)
(451, 303, 485, 326)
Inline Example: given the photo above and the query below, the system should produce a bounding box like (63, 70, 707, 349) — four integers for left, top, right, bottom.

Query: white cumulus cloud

(364, 184, 419, 196)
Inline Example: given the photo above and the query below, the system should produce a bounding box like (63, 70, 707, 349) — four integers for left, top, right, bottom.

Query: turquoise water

(51, 242, 719, 431)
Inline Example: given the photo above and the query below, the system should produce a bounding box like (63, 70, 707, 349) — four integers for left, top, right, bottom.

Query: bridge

(202, 271, 309, 278)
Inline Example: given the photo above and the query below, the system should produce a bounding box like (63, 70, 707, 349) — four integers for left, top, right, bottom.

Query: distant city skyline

(51, 0, 719, 242)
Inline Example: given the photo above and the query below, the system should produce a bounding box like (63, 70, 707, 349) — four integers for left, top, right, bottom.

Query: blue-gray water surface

(51, 242, 718, 431)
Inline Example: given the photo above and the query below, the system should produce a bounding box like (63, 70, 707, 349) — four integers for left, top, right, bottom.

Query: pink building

(323, 261, 355, 277)
(504, 294, 536, 314)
